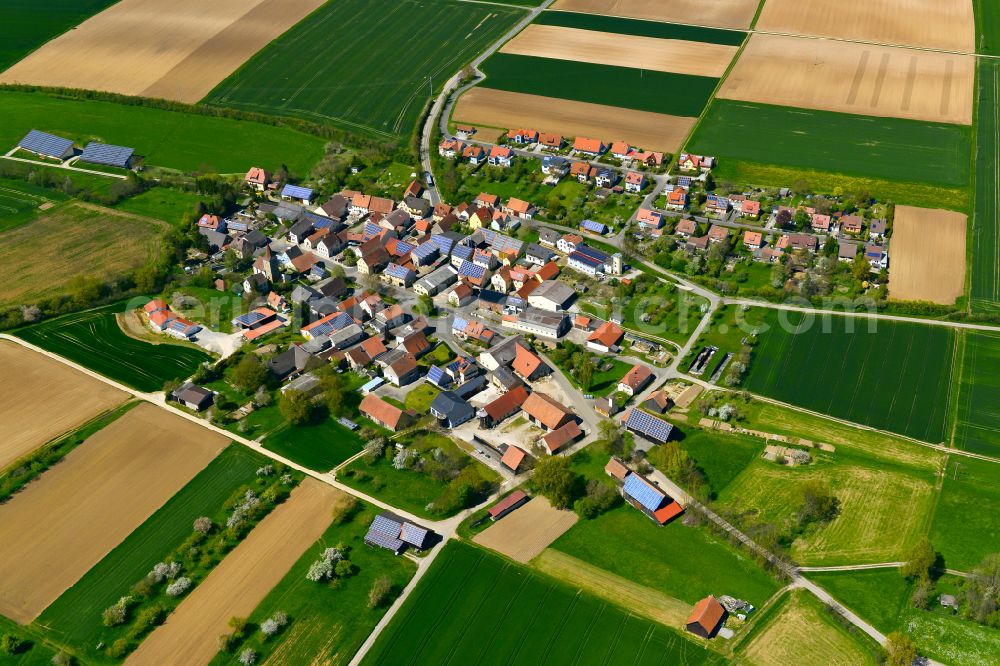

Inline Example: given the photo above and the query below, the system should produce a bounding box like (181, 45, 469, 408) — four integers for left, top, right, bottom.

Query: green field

(15, 302, 212, 392)
(0, 0, 117, 70)
(205, 0, 524, 139)
(975, 0, 1000, 56)
(112, 187, 206, 225)
(806, 569, 911, 634)
(37, 445, 266, 655)
(0, 91, 325, 175)
(363, 541, 724, 666)
(741, 309, 955, 442)
(552, 504, 780, 606)
(480, 54, 718, 118)
(263, 417, 364, 471)
(206, 501, 416, 666)
(971, 61, 1000, 312)
(687, 100, 972, 187)
(676, 428, 765, 499)
(930, 456, 1000, 570)
(535, 10, 746, 45)
(0, 177, 67, 231)
(952, 331, 1000, 456)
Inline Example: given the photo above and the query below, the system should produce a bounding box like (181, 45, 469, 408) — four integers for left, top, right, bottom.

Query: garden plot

(126, 479, 339, 665)
(0, 403, 225, 623)
(474, 497, 578, 563)
(551, 0, 759, 30)
(0, 340, 127, 471)
(719, 34, 974, 125)
(888, 206, 967, 304)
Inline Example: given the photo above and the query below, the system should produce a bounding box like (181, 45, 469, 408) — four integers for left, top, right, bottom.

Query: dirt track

(889, 206, 967, 305)
(552, 0, 759, 31)
(0, 403, 226, 623)
(454, 87, 695, 153)
(0, 341, 126, 471)
(755, 0, 974, 52)
(474, 497, 577, 563)
(719, 34, 974, 125)
(0, 0, 325, 103)
(126, 479, 339, 666)
(501, 24, 736, 78)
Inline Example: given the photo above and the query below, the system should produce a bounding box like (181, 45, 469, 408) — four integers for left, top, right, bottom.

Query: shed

(686, 596, 727, 639)
(487, 491, 529, 520)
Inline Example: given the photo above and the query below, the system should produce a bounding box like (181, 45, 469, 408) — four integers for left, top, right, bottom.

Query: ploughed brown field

(454, 87, 696, 153)
(126, 479, 340, 666)
(0, 0, 326, 103)
(889, 206, 967, 305)
(719, 34, 974, 125)
(0, 403, 226, 623)
(474, 497, 578, 563)
(552, 0, 759, 31)
(0, 340, 127, 471)
(500, 24, 737, 78)
(755, 0, 975, 52)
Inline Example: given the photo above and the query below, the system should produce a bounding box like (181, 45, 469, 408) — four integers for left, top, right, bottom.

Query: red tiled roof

(542, 420, 581, 453)
(587, 321, 624, 348)
(488, 489, 528, 517)
(574, 137, 605, 153)
(686, 596, 725, 634)
(620, 364, 652, 390)
(654, 502, 684, 524)
(360, 394, 406, 430)
(243, 319, 283, 341)
(512, 344, 544, 379)
(605, 457, 631, 481)
(485, 385, 529, 422)
(523, 391, 574, 430)
(144, 299, 169, 314)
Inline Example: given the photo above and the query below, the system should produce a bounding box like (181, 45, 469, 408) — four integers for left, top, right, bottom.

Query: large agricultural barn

(0, 0, 999, 664)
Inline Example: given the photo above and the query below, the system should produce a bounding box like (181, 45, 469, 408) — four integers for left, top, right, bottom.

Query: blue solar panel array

(79, 142, 133, 168)
(365, 515, 404, 552)
(458, 261, 486, 280)
(233, 311, 268, 327)
(575, 244, 610, 263)
(362, 221, 382, 238)
(452, 245, 473, 262)
(623, 474, 665, 512)
(392, 240, 415, 256)
(282, 184, 314, 200)
(385, 264, 413, 281)
(412, 243, 438, 262)
(308, 312, 353, 338)
(431, 234, 456, 255)
(18, 130, 73, 159)
(426, 365, 451, 387)
(569, 250, 602, 269)
(400, 522, 428, 547)
(580, 219, 606, 234)
(452, 316, 469, 331)
(625, 409, 674, 443)
(483, 229, 523, 254)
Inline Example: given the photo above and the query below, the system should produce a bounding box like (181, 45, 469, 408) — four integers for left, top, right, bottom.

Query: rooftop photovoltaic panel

(412, 243, 438, 260)
(452, 317, 469, 331)
(385, 264, 413, 280)
(281, 184, 314, 200)
(400, 522, 428, 547)
(18, 130, 73, 159)
(79, 142, 134, 168)
(625, 409, 674, 443)
(431, 234, 456, 254)
(392, 240, 415, 255)
(569, 250, 602, 268)
(233, 311, 268, 327)
(581, 219, 605, 233)
(363, 221, 382, 238)
(426, 366, 451, 387)
(623, 473, 665, 512)
(483, 230, 523, 254)
(458, 261, 486, 279)
(575, 244, 609, 262)
(452, 245, 473, 261)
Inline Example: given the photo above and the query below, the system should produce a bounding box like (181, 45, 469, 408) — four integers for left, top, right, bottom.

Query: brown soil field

(718, 34, 974, 125)
(501, 24, 737, 78)
(0, 0, 326, 103)
(889, 206, 967, 305)
(0, 203, 167, 307)
(474, 497, 578, 563)
(454, 88, 696, 153)
(0, 403, 226, 623)
(0, 341, 127, 471)
(552, 0, 759, 31)
(755, 0, 974, 52)
(534, 549, 692, 627)
(126, 479, 340, 666)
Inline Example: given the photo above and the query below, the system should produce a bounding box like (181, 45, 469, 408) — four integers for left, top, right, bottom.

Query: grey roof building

(429, 391, 476, 428)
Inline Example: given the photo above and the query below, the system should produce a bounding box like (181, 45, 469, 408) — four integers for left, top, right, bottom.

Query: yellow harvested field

(534, 549, 692, 628)
(474, 497, 578, 563)
(755, 0, 974, 52)
(0, 0, 326, 103)
(889, 206, 967, 305)
(0, 403, 226, 623)
(454, 88, 695, 153)
(552, 0, 759, 30)
(501, 24, 737, 78)
(0, 340, 126, 471)
(719, 34, 974, 125)
(741, 590, 876, 665)
(126, 480, 340, 666)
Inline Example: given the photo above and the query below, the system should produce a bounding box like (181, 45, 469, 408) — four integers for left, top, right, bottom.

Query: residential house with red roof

(617, 363, 653, 396)
(488, 145, 513, 167)
(587, 321, 624, 352)
(244, 167, 270, 191)
(573, 137, 606, 156)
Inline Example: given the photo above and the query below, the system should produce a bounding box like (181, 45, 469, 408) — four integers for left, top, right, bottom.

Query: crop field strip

(888, 206, 967, 304)
(687, 100, 973, 187)
(929, 456, 1000, 572)
(363, 541, 725, 666)
(0, 0, 118, 71)
(975, 0, 1000, 55)
(0, 340, 127, 471)
(741, 309, 955, 442)
(37, 444, 267, 647)
(534, 11, 747, 45)
(205, 0, 523, 139)
(473, 497, 578, 562)
(127, 479, 340, 665)
(15, 303, 212, 392)
(0, 91, 326, 175)
(550, 0, 759, 31)
(971, 60, 1000, 312)
(0, 0, 327, 104)
(0, 403, 226, 623)
(754, 0, 975, 52)
(0, 178, 66, 232)
(951, 330, 1000, 457)
(718, 34, 975, 126)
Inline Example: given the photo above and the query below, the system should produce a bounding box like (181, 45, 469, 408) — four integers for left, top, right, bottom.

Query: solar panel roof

(362, 221, 382, 238)
(458, 261, 486, 279)
(426, 365, 451, 387)
(452, 317, 469, 331)
(569, 251, 602, 268)
(413, 243, 438, 260)
(624, 409, 674, 443)
(306, 312, 353, 338)
(431, 234, 456, 254)
(233, 311, 268, 327)
(18, 130, 73, 159)
(79, 142, 134, 168)
(581, 219, 605, 233)
(400, 522, 428, 547)
(575, 244, 609, 262)
(281, 184, 314, 200)
(623, 473, 665, 512)
(452, 245, 473, 261)
(483, 230, 523, 254)
(385, 264, 413, 280)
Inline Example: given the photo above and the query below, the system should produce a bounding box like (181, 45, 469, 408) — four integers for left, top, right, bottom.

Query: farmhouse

(686, 596, 727, 639)
(587, 321, 624, 352)
(170, 383, 214, 411)
(511, 344, 549, 382)
(504, 308, 570, 339)
(617, 364, 653, 396)
(608, 458, 684, 525)
(542, 421, 582, 454)
(528, 280, 576, 311)
(479, 385, 529, 429)
(364, 513, 430, 555)
(359, 394, 411, 431)
(523, 391, 575, 431)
